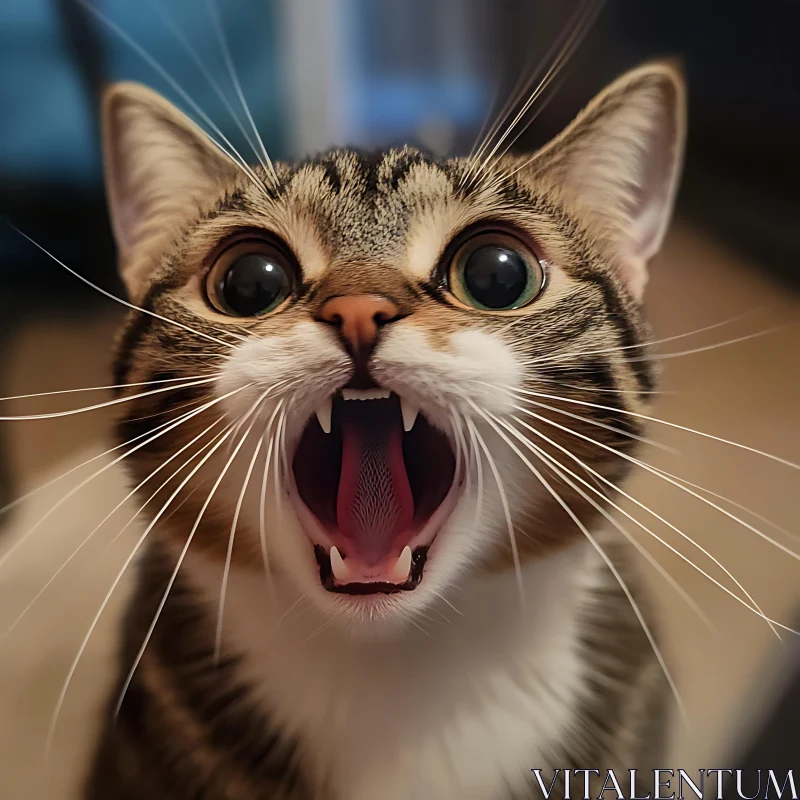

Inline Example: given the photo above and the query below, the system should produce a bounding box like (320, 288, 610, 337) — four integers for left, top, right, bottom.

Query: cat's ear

(102, 82, 238, 297)
(528, 62, 686, 298)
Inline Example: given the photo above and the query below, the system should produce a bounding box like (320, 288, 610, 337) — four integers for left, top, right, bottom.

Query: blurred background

(0, 0, 798, 796)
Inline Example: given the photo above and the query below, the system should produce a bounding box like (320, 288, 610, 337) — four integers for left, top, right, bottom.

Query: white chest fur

(182, 542, 594, 800)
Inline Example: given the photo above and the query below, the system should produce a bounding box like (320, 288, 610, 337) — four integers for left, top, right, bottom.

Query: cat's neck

(178, 538, 596, 799)
(182, 535, 592, 658)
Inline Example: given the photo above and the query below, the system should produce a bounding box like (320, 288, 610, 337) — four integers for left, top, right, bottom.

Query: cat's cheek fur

(217, 320, 352, 422)
(372, 324, 524, 424)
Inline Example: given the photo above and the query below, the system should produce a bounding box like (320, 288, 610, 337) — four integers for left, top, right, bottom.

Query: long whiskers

(0, 385, 248, 576)
(150, 0, 271, 180)
(75, 0, 271, 200)
(0, 376, 220, 421)
(0, 415, 229, 645)
(517, 308, 771, 366)
(10, 225, 237, 350)
(0, 402, 219, 522)
(215, 387, 292, 661)
(465, 0, 603, 185)
(490, 412, 715, 631)
(206, 0, 278, 185)
(258, 400, 288, 600)
(112, 390, 271, 719)
(501, 385, 800, 471)
(469, 405, 687, 723)
(465, 412, 524, 604)
(497, 412, 783, 634)
(508, 398, 800, 633)
(0, 373, 218, 404)
(45, 412, 243, 757)
(462, 0, 602, 186)
(214, 409, 268, 663)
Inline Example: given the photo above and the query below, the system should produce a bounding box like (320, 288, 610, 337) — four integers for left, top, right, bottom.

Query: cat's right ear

(102, 83, 237, 299)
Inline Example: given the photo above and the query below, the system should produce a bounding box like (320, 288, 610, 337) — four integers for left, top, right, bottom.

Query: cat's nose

(317, 295, 400, 357)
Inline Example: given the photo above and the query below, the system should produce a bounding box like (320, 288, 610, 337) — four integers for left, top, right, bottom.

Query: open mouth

(291, 389, 457, 595)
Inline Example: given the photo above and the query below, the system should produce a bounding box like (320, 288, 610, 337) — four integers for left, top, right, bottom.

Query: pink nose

(317, 295, 400, 356)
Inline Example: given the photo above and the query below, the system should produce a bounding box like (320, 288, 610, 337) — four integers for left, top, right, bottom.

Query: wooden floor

(0, 223, 798, 798)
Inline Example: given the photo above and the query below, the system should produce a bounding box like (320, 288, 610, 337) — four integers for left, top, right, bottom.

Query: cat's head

(104, 63, 685, 630)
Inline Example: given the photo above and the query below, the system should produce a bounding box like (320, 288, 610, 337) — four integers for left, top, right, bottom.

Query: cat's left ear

(528, 62, 686, 299)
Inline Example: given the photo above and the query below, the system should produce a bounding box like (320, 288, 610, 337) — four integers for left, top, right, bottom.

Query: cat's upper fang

(315, 397, 332, 433)
(400, 398, 419, 431)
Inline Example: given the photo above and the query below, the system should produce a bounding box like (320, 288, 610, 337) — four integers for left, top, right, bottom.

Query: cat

(85, 60, 685, 799)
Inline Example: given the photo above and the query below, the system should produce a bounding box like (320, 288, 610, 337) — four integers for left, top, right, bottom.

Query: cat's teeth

(315, 398, 332, 433)
(341, 388, 391, 401)
(330, 546, 350, 582)
(390, 546, 412, 583)
(400, 398, 419, 432)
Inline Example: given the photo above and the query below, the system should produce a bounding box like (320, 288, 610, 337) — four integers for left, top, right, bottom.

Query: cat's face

(105, 63, 685, 630)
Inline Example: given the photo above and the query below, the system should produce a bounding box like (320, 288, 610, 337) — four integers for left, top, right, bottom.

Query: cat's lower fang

(390, 545, 413, 583)
(315, 398, 332, 433)
(400, 398, 419, 431)
(330, 546, 350, 581)
(328, 545, 413, 585)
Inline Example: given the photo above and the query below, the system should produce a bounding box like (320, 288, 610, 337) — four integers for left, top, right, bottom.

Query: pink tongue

(336, 406, 414, 565)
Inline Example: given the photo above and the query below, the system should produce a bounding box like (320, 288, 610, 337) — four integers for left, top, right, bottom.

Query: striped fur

(87, 64, 685, 798)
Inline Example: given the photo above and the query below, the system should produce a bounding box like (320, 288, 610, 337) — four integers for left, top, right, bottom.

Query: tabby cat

(86, 61, 685, 799)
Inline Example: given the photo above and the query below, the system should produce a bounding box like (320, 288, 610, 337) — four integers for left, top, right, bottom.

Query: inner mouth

(292, 391, 456, 595)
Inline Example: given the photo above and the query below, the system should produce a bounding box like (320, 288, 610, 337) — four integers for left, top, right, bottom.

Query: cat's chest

(184, 545, 590, 800)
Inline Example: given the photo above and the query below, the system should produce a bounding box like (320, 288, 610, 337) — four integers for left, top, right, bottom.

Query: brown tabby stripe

(85, 544, 311, 800)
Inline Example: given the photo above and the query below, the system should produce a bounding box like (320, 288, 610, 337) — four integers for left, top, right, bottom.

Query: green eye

(206, 238, 296, 317)
(448, 232, 545, 311)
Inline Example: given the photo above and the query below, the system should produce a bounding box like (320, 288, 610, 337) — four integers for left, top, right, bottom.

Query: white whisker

(519, 308, 768, 365)
(113, 389, 270, 718)
(0, 416, 228, 645)
(45, 415, 241, 757)
(0, 376, 219, 421)
(505, 410, 800, 636)
(471, 0, 603, 181)
(497, 412, 753, 633)
(215, 412, 266, 664)
(463, 0, 601, 186)
(206, 0, 278, 184)
(466, 418, 485, 529)
(509, 400, 799, 636)
(76, 0, 270, 200)
(0, 385, 249, 576)
(465, 412, 524, 604)
(258, 400, 287, 600)
(0, 402, 217, 521)
(0, 372, 219, 403)
(472, 406, 688, 723)
(649, 463, 800, 545)
(11, 226, 237, 350)
(150, 0, 268, 177)
(502, 385, 800, 471)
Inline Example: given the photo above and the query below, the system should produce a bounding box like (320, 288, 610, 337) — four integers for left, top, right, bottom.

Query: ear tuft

(102, 83, 237, 297)
(529, 62, 686, 298)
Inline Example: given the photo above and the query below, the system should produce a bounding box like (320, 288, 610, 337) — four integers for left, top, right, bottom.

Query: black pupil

(221, 253, 288, 316)
(463, 245, 529, 309)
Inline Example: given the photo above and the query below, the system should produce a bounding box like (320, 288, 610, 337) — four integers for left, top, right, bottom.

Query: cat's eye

(205, 238, 296, 317)
(448, 232, 544, 311)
